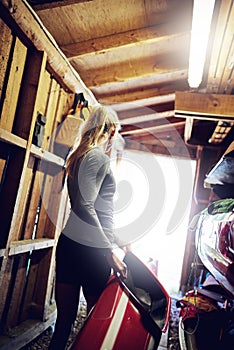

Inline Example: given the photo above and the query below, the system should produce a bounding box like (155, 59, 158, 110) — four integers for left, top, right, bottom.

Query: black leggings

(56, 233, 111, 297)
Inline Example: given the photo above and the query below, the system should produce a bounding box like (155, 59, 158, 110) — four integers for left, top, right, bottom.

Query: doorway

(113, 150, 196, 294)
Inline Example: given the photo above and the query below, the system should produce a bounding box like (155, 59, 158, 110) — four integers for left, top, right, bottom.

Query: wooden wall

(0, 2, 96, 348)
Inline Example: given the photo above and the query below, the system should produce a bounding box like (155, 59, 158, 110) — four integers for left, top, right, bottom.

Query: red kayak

(69, 251, 171, 350)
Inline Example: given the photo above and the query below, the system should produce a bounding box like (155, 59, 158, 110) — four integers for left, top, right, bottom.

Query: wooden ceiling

(28, 0, 234, 159)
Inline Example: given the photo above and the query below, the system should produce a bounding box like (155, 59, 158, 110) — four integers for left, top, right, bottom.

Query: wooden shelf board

(0, 128, 27, 149)
(9, 238, 55, 256)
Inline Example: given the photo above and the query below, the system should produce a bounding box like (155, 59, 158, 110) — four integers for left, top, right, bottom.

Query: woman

(49, 105, 127, 350)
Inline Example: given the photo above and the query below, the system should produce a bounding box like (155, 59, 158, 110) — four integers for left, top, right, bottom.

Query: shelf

(30, 144, 65, 167)
(9, 238, 55, 256)
(0, 127, 65, 167)
(0, 128, 27, 149)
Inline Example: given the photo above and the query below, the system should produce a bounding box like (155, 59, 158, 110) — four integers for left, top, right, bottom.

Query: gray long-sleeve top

(62, 146, 116, 249)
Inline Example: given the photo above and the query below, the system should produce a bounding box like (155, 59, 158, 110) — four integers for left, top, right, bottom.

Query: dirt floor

(21, 297, 181, 349)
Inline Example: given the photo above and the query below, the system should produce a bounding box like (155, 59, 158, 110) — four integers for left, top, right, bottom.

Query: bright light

(114, 151, 196, 293)
(188, 0, 215, 88)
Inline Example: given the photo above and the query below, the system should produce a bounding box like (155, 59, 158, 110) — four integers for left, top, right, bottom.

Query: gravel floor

(20, 297, 181, 349)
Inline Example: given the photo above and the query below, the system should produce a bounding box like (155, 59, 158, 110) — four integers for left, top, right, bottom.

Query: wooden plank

(0, 51, 48, 313)
(55, 89, 72, 124)
(10, 158, 35, 242)
(0, 304, 56, 350)
(35, 170, 56, 239)
(121, 121, 186, 135)
(0, 148, 26, 246)
(62, 25, 189, 58)
(20, 250, 43, 322)
(175, 91, 234, 120)
(44, 185, 69, 312)
(13, 50, 48, 140)
(49, 89, 71, 153)
(120, 110, 174, 125)
(0, 37, 27, 132)
(33, 0, 93, 11)
(0, 0, 97, 104)
(101, 82, 186, 107)
(0, 259, 14, 322)
(0, 18, 12, 108)
(5, 254, 28, 328)
(0, 127, 27, 148)
(91, 69, 187, 96)
(34, 68, 51, 148)
(30, 144, 65, 166)
(20, 249, 52, 321)
(90, 79, 187, 106)
(124, 137, 194, 160)
(9, 238, 55, 255)
(70, 43, 189, 87)
(31, 249, 53, 319)
(42, 78, 60, 150)
(0, 157, 7, 189)
(207, 0, 234, 94)
(112, 93, 175, 112)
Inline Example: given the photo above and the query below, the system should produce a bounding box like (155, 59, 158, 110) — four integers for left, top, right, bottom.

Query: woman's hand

(106, 251, 127, 279)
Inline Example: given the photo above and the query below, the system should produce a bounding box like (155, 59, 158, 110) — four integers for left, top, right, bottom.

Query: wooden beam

(109, 93, 175, 111)
(0, 0, 97, 103)
(175, 91, 234, 121)
(30, 144, 65, 167)
(91, 70, 188, 96)
(32, 0, 93, 11)
(99, 82, 186, 105)
(121, 121, 185, 136)
(9, 238, 55, 256)
(0, 128, 27, 148)
(1, 37, 27, 132)
(0, 304, 56, 350)
(62, 27, 189, 58)
(207, 0, 234, 94)
(120, 110, 174, 125)
(124, 137, 194, 160)
(71, 46, 189, 88)
(0, 18, 12, 109)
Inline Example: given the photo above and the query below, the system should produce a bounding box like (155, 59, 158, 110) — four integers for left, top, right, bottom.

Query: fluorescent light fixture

(188, 0, 216, 88)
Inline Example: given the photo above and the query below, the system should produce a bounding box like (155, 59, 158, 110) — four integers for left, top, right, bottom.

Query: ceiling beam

(90, 70, 188, 95)
(31, 0, 93, 11)
(206, 0, 234, 94)
(121, 121, 186, 135)
(62, 26, 189, 58)
(0, 0, 97, 103)
(120, 110, 174, 124)
(175, 91, 234, 121)
(71, 51, 189, 88)
(109, 93, 176, 112)
(96, 80, 188, 106)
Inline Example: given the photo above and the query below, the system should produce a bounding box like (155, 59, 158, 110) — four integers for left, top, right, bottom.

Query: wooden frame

(0, 3, 95, 348)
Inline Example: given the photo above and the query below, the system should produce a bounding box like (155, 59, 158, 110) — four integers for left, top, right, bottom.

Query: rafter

(62, 27, 189, 58)
(96, 80, 188, 106)
(30, 0, 93, 11)
(120, 110, 175, 124)
(90, 70, 188, 95)
(121, 121, 186, 135)
(109, 93, 175, 112)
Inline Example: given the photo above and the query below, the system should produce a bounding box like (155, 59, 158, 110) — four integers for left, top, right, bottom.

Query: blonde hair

(66, 105, 120, 177)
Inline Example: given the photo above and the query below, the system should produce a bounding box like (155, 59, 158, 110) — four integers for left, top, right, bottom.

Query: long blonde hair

(66, 105, 120, 177)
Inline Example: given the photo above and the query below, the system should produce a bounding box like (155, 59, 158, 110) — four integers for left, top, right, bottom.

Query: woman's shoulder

(82, 147, 109, 168)
(86, 146, 108, 160)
